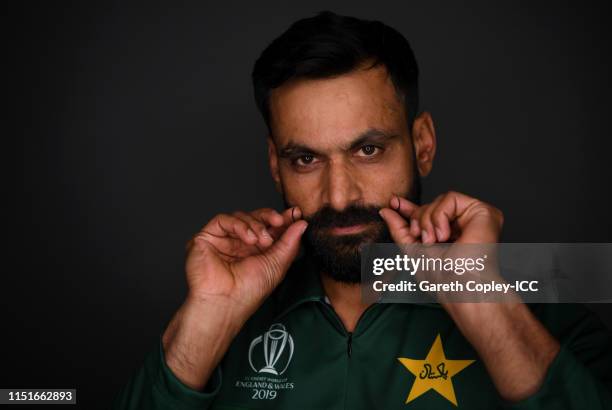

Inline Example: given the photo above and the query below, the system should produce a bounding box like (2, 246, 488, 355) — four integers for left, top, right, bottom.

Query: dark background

(10, 1, 612, 408)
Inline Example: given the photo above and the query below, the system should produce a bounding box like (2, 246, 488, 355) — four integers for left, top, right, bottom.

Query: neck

(320, 272, 372, 333)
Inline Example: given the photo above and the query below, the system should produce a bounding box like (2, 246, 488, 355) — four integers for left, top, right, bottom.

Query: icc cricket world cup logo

(248, 323, 295, 375)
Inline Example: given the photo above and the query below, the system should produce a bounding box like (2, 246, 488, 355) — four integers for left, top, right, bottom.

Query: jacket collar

(273, 256, 326, 320)
(272, 255, 443, 321)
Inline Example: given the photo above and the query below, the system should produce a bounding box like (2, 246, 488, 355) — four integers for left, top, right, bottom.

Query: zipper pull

(347, 332, 353, 357)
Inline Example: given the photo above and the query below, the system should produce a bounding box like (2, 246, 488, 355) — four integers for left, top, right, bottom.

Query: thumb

(379, 208, 418, 245)
(186, 235, 226, 265)
(264, 220, 308, 276)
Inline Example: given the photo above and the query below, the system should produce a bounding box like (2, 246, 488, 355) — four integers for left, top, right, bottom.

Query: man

(114, 11, 611, 409)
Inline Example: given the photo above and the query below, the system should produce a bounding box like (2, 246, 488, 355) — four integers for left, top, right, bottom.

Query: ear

(410, 112, 436, 177)
(267, 137, 282, 192)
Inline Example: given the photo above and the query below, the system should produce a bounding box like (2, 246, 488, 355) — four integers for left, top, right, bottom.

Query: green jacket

(114, 258, 612, 409)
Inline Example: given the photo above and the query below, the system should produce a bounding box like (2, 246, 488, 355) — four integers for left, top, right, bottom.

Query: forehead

(269, 64, 406, 148)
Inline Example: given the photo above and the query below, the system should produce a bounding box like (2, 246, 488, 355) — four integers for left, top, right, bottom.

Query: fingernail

(422, 230, 429, 243)
(378, 209, 385, 218)
(392, 197, 400, 210)
(261, 229, 271, 239)
(435, 227, 443, 240)
(292, 206, 302, 221)
(247, 229, 257, 240)
(298, 221, 308, 235)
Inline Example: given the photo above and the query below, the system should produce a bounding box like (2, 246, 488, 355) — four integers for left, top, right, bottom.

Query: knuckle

(420, 205, 433, 217)
(193, 232, 209, 242)
(419, 214, 432, 226)
(447, 190, 470, 201)
(189, 234, 209, 252)
(226, 214, 241, 225)
(476, 202, 503, 222)
(431, 210, 444, 223)
(249, 218, 265, 228)
(234, 212, 253, 223)
(495, 208, 504, 226)
(214, 213, 230, 223)
(249, 209, 264, 219)
(243, 211, 262, 222)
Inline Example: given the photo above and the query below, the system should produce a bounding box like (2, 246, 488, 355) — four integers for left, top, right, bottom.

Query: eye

(295, 154, 316, 166)
(357, 145, 380, 157)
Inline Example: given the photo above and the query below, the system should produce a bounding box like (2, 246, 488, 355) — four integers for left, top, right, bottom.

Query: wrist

(442, 302, 560, 402)
(183, 293, 248, 335)
(162, 296, 246, 390)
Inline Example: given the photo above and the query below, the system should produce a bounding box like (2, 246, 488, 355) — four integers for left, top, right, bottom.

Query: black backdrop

(11, 1, 612, 408)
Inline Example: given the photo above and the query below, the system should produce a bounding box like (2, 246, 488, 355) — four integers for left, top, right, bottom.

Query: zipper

(347, 332, 353, 358)
(319, 300, 379, 358)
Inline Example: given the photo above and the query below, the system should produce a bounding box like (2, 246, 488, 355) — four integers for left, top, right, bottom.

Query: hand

(162, 207, 307, 390)
(185, 207, 308, 317)
(379, 191, 503, 245)
(380, 193, 559, 402)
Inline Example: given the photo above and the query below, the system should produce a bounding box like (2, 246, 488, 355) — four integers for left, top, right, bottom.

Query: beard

(282, 174, 421, 284)
(302, 204, 393, 284)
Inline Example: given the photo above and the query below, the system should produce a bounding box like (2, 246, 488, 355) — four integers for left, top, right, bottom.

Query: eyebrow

(277, 128, 399, 158)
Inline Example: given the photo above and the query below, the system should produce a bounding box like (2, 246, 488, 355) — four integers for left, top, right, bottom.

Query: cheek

(361, 171, 408, 206)
(278, 169, 324, 215)
(359, 152, 414, 203)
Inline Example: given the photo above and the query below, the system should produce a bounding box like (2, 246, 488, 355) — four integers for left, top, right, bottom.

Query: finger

(430, 197, 455, 242)
(187, 233, 241, 253)
(256, 206, 301, 228)
(233, 211, 274, 247)
(379, 208, 418, 245)
(418, 204, 436, 244)
(419, 195, 446, 244)
(389, 196, 419, 219)
(410, 210, 422, 238)
(189, 232, 257, 260)
(261, 220, 309, 282)
(429, 192, 488, 243)
(438, 191, 479, 222)
(248, 207, 302, 238)
(251, 208, 285, 228)
(389, 196, 422, 238)
(267, 206, 303, 239)
(204, 213, 259, 245)
(288, 206, 303, 223)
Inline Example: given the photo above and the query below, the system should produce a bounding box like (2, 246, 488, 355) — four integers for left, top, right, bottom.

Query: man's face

(267, 64, 434, 282)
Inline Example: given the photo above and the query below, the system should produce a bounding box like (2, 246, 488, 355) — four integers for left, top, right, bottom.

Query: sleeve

(112, 337, 223, 410)
(501, 304, 612, 410)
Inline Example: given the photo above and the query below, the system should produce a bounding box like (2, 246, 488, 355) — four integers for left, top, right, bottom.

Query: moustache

(304, 204, 384, 230)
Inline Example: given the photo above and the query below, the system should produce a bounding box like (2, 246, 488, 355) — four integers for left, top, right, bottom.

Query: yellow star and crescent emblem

(398, 334, 475, 406)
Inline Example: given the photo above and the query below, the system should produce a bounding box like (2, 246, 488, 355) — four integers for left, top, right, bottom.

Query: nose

(322, 159, 362, 211)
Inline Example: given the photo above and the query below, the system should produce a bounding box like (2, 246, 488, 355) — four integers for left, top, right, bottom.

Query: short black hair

(252, 11, 419, 133)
